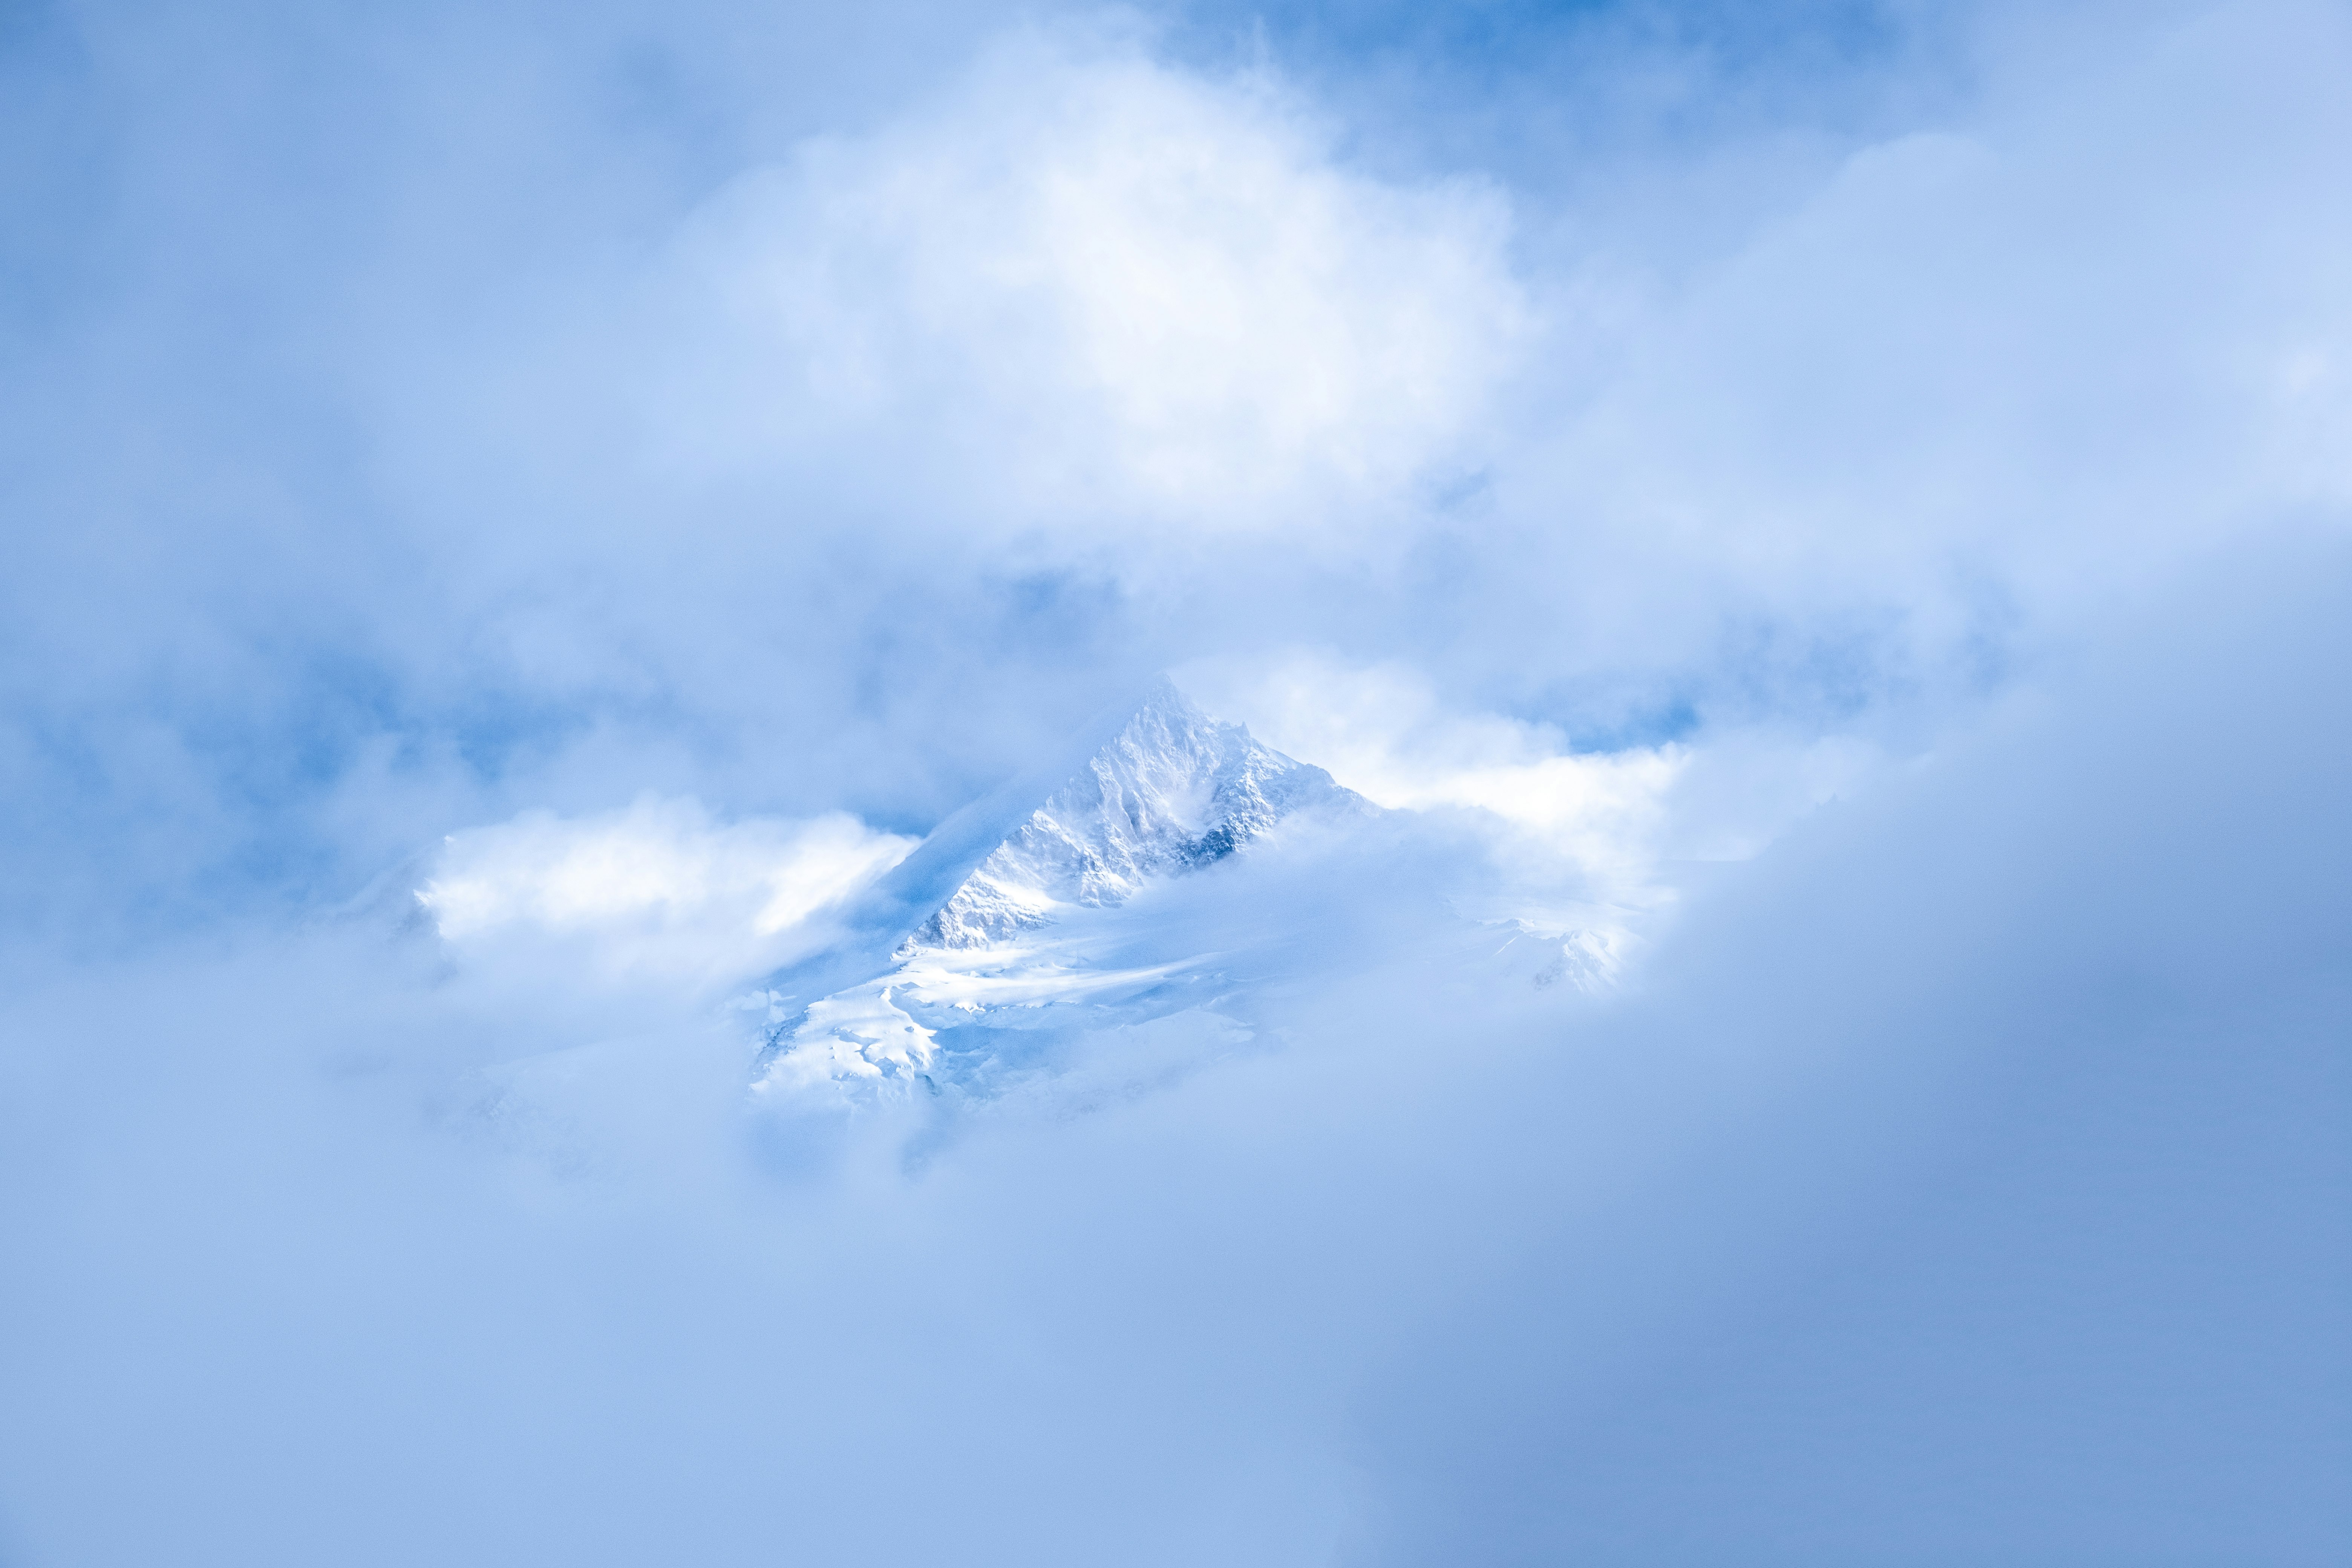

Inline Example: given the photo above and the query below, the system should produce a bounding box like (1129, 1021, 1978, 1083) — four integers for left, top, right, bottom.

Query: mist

(3, 1, 2347, 1563)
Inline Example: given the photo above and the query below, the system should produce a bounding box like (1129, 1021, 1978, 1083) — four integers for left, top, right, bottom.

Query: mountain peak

(906, 680, 1367, 951)
(750, 680, 1378, 1097)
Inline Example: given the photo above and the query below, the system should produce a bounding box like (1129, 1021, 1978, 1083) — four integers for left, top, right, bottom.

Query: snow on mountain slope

(912, 678, 1371, 949)
(748, 679, 1624, 1101)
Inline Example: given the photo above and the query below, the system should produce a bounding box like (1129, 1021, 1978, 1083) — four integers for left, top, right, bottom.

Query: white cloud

(658, 30, 1530, 541)
(1221, 654, 1677, 870)
(418, 798, 913, 988)
(1178, 651, 1885, 934)
(10, 542, 2345, 1568)
(1532, 3, 2352, 645)
(6, 5, 2350, 1561)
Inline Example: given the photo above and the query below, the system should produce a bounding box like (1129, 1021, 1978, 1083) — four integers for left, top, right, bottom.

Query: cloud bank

(4, 544, 2343, 1567)
(656, 31, 1529, 539)
(1, 0, 2347, 1563)
(420, 799, 912, 986)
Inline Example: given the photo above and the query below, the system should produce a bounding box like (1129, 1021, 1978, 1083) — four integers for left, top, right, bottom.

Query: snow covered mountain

(746, 679, 1620, 1102)
(911, 680, 1369, 949)
(748, 681, 1374, 1095)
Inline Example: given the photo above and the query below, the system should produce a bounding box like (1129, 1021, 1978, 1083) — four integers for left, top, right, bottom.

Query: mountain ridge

(908, 678, 1370, 950)
(751, 677, 1375, 1093)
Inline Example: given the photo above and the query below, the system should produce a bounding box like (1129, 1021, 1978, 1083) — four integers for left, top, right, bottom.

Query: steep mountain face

(911, 682, 1369, 949)
(750, 682, 1376, 1095)
(747, 680, 1620, 1103)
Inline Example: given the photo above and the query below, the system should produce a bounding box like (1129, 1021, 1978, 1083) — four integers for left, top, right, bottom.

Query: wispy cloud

(419, 797, 913, 986)
(2, 2, 2347, 1563)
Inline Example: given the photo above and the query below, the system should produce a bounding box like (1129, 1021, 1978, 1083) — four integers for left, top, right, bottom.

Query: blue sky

(2, 2, 2348, 1563)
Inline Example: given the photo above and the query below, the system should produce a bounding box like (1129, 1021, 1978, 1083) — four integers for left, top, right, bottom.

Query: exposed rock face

(908, 680, 1368, 950)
